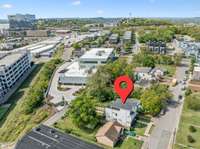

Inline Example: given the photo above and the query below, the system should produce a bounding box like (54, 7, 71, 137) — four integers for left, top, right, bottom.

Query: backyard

(115, 137, 143, 149)
(55, 114, 149, 149)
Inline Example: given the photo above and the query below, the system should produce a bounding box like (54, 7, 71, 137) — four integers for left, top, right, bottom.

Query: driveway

(143, 59, 189, 149)
(48, 62, 83, 106)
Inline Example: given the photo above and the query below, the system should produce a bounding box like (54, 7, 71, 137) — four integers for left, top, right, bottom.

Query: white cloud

(1, 4, 13, 9)
(96, 10, 104, 15)
(72, 0, 81, 6)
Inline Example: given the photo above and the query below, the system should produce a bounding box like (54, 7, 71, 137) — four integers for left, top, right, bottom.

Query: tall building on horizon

(8, 14, 36, 30)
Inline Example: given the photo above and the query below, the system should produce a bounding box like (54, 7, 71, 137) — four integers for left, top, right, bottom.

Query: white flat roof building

(59, 62, 96, 85)
(59, 48, 115, 85)
(79, 48, 114, 68)
(12, 37, 63, 57)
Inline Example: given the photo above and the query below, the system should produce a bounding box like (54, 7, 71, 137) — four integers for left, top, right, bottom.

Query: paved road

(133, 32, 140, 54)
(144, 59, 189, 149)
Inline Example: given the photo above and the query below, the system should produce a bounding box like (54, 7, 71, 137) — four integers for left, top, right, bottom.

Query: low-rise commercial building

(105, 98, 140, 128)
(79, 48, 114, 68)
(13, 37, 62, 57)
(26, 30, 50, 37)
(59, 48, 114, 85)
(0, 51, 31, 104)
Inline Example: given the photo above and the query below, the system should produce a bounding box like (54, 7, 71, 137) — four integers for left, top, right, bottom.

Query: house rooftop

(109, 98, 140, 111)
(15, 125, 103, 149)
(135, 67, 152, 73)
(96, 121, 123, 142)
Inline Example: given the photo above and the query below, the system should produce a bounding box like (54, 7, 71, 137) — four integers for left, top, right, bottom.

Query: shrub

(187, 135, 195, 143)
(189, 125, 197, 133)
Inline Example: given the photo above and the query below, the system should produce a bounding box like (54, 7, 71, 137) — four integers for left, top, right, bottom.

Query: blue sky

(0, 0, 200, 19)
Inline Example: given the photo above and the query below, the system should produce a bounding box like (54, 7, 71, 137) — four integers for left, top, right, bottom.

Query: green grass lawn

(115, 137, 143, 149)
(175, 102, 200, 149)
(54, 117, 100, 144)
(156, 64, 176, 77)
(0, 106, 9, 120)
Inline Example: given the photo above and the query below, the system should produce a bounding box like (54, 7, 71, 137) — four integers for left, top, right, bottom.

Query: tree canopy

(69, 95, 99, 129)
(86, 59, 133, 102)
(141, 84, 172, 116)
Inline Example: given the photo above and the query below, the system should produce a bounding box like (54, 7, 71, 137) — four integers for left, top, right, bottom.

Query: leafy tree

(69, 95, 99, 129)
(141, 90, 162, 116)
(140, 84, 171, 116)
(87, 59, 133, 102)
(186, 93, 200, 111)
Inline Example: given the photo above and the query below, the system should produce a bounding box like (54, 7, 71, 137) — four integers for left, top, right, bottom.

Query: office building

(8, 14, 36, 30)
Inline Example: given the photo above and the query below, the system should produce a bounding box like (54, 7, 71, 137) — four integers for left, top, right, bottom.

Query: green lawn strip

(115, 137, 143, 149)
(175, 103, 200, 148)
(0, 106, 9, 120)
(156, 64, 176, 77)
(133, 121, 148, 136)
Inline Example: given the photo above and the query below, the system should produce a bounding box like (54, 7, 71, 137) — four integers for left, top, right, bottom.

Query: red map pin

(114, 76, 134, 104)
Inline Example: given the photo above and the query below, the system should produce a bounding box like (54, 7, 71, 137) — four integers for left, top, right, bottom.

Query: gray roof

(109, 98, 140, 111)
(15, 125, 103, 149)
(0, 51, 26, 68)
(109, 34, 119, 40)
(135, 67, 152, 73)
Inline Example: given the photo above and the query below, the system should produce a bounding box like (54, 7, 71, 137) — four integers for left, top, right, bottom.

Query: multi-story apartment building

(147, 41, 167, 54)
(123, 31, 132, 43)
(8, 14, 36, 30)
(0, 51, 31, 104)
